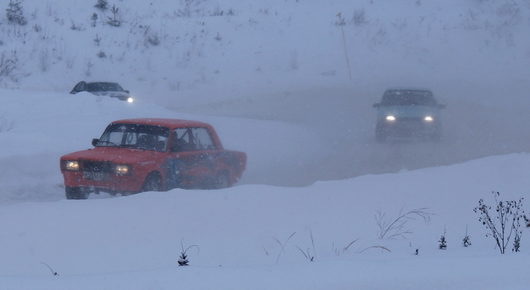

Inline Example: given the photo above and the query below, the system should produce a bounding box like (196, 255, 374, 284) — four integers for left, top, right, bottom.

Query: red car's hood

(61, 147, 163, 164)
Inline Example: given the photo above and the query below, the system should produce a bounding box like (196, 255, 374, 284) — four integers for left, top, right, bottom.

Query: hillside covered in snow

(1, 0, 529, 104)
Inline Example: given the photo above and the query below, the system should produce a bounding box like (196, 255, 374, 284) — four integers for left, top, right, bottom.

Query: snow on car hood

(60, 146, 164, 165)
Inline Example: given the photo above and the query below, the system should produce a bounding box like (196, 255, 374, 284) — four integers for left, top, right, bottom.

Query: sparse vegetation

(177, 242, 199, 266)
(474, 191, 525, 254)
(438, 229, 447, 250)
(352, 9, 367, 26)
(0, 51, 18, 81)
(94, 0, 108, 11)
(331, 239, 358, 256)
(91, 13, 98, 27)
(375, 207, 433, 240)
(462, 225, 472, 247)
(295, 230, 316, 262)
(41, 262, 59, 276)
(272, 232, 296, 264)
(6, 0, 27, 26)
(107, 5, 121, 27)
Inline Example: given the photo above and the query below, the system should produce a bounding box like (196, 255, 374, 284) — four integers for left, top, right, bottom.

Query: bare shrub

(94, 0, 108, 11)
(332, 239, 358, 256)
(6, 0, 27, 26)
(143, 26, 160, 46)
(462, 225, 472, 247)
(107, 5, 121, 27)
(295, 230, 316, 262)
(375, 207, 433, 239)
(272, 232, 296, 264)
(70, 21, 83, 31)
(177, 0, 206, 17)
(438, 228, 447, 250)
(474, 191, 525, 254)
(91, 13, 98, 27)
(39, 49, 50, 72)
(0, 51, 18, 80)
(352, 9, 367, 26)
(335, 12, 346, 26)
(94, 34, 101, 46)
(84, 60, 94, 77)
(177, 242, 199, 266)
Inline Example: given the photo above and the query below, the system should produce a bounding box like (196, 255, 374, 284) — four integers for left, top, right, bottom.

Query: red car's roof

(111, 118, 211, 129)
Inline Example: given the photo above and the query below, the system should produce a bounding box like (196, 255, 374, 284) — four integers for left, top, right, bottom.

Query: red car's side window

(171, 127, 216, 152)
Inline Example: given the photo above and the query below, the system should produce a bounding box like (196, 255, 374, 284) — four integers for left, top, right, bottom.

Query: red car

(60, 118, 246, 199)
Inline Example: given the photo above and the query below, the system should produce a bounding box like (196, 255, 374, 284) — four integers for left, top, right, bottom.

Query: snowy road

(173, 86, 530, 186)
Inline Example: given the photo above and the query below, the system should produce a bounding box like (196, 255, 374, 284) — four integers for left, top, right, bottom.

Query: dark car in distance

(70, 81, 134, 103)
(373, 88, 446, 142)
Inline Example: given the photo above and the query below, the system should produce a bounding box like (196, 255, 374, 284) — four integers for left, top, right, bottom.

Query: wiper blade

(96, 140, 119, 147)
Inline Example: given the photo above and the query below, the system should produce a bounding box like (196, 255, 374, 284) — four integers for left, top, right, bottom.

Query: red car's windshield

(96, 124, 169, 152)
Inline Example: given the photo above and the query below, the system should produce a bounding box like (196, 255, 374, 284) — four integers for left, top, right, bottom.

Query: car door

(166, 127, 221, 187)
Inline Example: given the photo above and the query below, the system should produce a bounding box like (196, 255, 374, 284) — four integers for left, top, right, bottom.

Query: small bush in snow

(6, 0, 27, 26)
(438, 229, 447, 250)
(107, 5, 121, 27)
(513, 231, 521, 252)
(97, 51, 106, 58)
(352, 9, 367, 26)
(177, 242, 199, 266)
(94, 34, 101, 46)
(32, 24, 42, 33)
(474, 191, 525, 254)
(0, 51, 18, 80)
(214, 32, 222, 41)
(335, 12, 346, 26)
(70, 21, 83, 31)
(462, 225, 472, 247)
(177, 0, 206, 18)
(84, 60, 94, 77)
(94, 0, 108, 11)
(91, 13, 98, 27)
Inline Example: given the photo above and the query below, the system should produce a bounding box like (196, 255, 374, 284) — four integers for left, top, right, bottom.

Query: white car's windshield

(381, 90, 436, 106)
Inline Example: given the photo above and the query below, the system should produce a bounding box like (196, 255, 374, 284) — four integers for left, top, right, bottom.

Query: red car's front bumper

(62, 170, 143, 193)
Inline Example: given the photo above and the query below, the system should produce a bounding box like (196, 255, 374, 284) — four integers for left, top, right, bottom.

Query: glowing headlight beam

(385, 115, 396, 122)
(65, 161, 80, 171)
(127, 97, 134, 103)
(424, 116, 434, 122)
(115, 165, 130, 175)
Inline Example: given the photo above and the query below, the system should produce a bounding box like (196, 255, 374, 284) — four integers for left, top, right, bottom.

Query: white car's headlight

(65, 161, 80, 171)
(115, 165, 130, 175)
(127, 97, 134, 103)
(424, 116, 434, 122)
(385, 115, 396, 122)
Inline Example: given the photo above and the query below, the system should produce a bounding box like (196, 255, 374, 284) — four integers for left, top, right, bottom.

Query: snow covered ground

(0, 89, 529, 289)
(1, 0, 530, 289)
